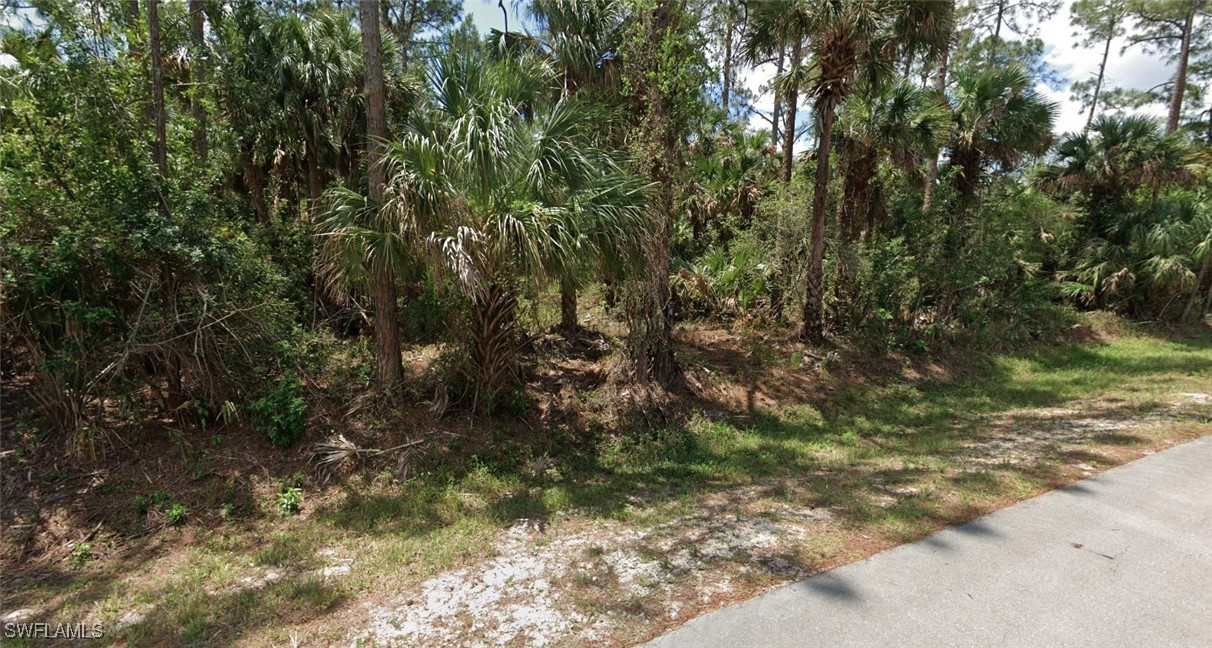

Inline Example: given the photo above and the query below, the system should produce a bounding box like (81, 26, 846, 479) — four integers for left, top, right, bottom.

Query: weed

(166, 503, 187, 525)
(278, 486, 304, 517)
(68, 543, 92, 569)
(250, 372, 308, 447)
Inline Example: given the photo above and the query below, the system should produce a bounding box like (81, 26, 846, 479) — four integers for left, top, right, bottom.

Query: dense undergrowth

(1, 0, 1211, 632)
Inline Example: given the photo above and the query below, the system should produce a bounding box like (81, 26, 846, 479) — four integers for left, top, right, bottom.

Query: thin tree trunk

(242, 146, 269, 223)
(923, 28, 950, 214)
(988, 0, 1005, 65)
(307, 147, 324, 220)
(560, 274, 578, 332)
(1087, 17, 1115, 128)
(360, 0, 404, 388)
(721, 4, 733, 115)
(771, 46, 785, 148)
(628, 0, 679, 387)
(834, 152, 872, 326)
(148, 0, 168, 180)
(189, 0, 207, 164)
(149, 0, 185, 411)
(781, 40, 802, 184)
(1165, 0, 1199, 135)
(801, 104, 834, 344)
(125, 0, 141, 56)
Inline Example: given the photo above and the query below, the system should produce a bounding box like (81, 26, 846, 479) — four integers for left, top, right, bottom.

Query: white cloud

(1034, 2, 1173, 135)
(738, 1, 1181, 140)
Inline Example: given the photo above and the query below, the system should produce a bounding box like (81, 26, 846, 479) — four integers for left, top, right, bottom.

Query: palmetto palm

(320, 39, 646, 411)
(218, 4, 364, 219)
(836, 80, 950, 240)
(687, 121, 772, 246)
(1066, 197, 1210, 318)
(831, 80, 950, 327)
(1038, 115, 1199, 244)
(526, 0, 626, 97)
(1039, 115, 1205, 317)
(798, 0, 891, 343)
(889, 0, 954, 76)
(742, 0, 816, 184)
(947, 66, 1056, 217)
(524, 0, 630, 331)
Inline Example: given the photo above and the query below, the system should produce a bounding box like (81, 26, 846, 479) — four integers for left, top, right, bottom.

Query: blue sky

(463, 0, 513, 34)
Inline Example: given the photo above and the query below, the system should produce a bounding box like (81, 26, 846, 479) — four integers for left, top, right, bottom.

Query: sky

(457, 0, 1179, 142)
(735, 0, 1179, 145)
(2, 0, 1180, 139)
(465, 0, 514, 34)
(1033, 2, 1175, 134)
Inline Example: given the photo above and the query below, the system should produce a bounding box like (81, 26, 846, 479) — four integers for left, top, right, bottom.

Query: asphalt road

(645, 435, 1212, 648)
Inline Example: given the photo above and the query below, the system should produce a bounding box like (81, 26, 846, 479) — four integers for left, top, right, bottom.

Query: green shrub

(134, 490, 173, 517)
(277, 486, 303, 517)
(166, 503, 187, 526)
(69, 543, 93, 569)
(250, 373, 308, 447)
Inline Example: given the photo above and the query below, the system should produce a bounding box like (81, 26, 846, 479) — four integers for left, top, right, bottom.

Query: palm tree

(836, 80, 950, 242)
(688, 123, 772, 247)
(359, 0, 404, 387)
(1182, 207, 1212, 321)
(1038, 115, 1203, 316)
(526, 0, 626, 98)
(216, 5, 364, 220)
(742, 0, 815, 184)
(798, 0, 889, 344)
(526, 0, 629, 332)
(948, 66, 1056, 219)
(322, 39, 646, 412)
(1064, 196, 1210, 318)
(890, 0, 954, 76)
(1037, 115, 1197, 244)
(832, 80, 950, 325)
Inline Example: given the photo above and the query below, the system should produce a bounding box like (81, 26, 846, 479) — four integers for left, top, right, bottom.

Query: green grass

(9, 322, 1210, 647)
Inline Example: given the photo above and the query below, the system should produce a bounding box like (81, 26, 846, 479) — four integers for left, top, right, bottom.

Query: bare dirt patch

(357, 394, 1210, 647)
(361, 487, 832, 647)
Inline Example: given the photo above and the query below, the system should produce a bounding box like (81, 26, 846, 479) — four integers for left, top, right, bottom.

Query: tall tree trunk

(1087, 17, 1115, 128)
(922, 22, 950, 214)
(626, 0, 680, 387)
(781, 40, 802, 184)
(988, 0, 1005, 65)
(801, 104, 834, 344)
(359, 0, 404, 388)
(189, 0, 207, 164)
(149, 0, 185, 411)
(1165, 0, 1199, 135)
(771, 46, 785, 148)
(721, 12, 733, 115)
(306, 147, 324, 220)
(834, 152, 872, 327)
(148, 0, 168, 180)
(560, 274, 578, 332)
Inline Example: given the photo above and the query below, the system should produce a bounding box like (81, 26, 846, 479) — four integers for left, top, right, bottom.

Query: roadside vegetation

(1, 0, 1211, 645)
(3, 316, 1209, 645)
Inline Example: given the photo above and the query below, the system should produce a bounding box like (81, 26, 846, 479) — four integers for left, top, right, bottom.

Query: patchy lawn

(3, 316, 1210, 646)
